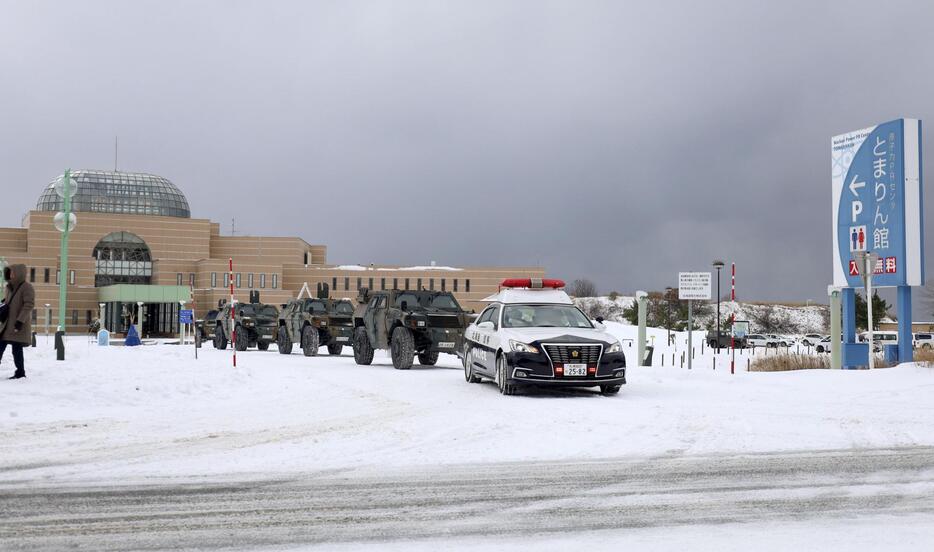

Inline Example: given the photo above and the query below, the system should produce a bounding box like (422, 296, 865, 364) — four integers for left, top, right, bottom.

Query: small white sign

(678, 272, 712, 300)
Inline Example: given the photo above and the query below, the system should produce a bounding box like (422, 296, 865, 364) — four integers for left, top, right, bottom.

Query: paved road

(1, 446, 933, 551)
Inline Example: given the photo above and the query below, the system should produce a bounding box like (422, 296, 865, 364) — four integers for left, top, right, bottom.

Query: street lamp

(712, 260, 725, 353)
(54, 171, 77, 361)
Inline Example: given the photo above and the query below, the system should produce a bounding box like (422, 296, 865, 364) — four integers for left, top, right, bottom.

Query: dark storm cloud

(1, 0, 932, 306)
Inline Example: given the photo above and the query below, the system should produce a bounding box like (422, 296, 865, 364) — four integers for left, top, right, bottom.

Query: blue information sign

(832, 118, 924, 288)
(179, 309, 193, 324)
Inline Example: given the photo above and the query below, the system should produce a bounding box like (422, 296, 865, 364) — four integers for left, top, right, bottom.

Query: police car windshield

(502, 305, 593, 329)
(430, 295, 461, 310)
(305, 301, 327, 314)
(334, 302, 354, 315)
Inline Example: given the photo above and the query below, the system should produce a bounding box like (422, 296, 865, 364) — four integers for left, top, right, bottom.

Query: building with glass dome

(0, 170, 543, 336)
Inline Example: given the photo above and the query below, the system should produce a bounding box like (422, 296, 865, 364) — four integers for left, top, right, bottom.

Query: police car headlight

(510, 340, 539, 354)
(606, 341, 622, 353)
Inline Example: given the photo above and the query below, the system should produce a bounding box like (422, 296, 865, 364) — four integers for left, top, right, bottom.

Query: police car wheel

(418, 350, 439, 366)
(600, 384, 621, 395)
(327, 343, 343, 356)
(277, 326, 292, 355)
(496, 355, 516, 396)
(390, 327, 414, 370)
(464, 346, 481, 383)
(302, 325, 319, 357)
(353, 327, 374, 365)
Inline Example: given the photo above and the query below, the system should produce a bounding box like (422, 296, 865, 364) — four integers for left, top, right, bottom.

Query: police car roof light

(500, 278, 566, 290)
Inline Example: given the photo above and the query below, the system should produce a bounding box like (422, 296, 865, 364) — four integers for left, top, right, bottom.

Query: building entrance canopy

(97, 284, 191, 304)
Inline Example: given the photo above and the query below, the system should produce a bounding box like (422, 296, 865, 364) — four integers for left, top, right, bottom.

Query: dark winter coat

(1, 264, 35, 344)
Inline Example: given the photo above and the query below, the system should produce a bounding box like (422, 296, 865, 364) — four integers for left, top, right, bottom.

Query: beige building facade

(0, 170, 544, 335)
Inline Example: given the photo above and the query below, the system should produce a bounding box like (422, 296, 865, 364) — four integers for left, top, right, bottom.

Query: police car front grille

(428, 315, 462, 328)
(543, 344, 603, 365)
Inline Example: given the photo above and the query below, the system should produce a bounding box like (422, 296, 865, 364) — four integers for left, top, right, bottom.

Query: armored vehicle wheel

(464, 347, 481, 383)
(390, 327, 415, 370)
(353, 327, 374, 365)
(257, 342, 270, 351)
(496, 354, 517, 396)
(600, 384, 621, 395)
(277, 326, 292, 355)
(327, 343, 343, 356)
(301, 325, 319, 357)
(214, 326, 227, 349)
(418, 350, 439, 366)
(235, 325, 249, 351)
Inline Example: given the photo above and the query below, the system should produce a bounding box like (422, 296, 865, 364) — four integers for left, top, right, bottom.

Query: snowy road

(2, 446, 933, 551)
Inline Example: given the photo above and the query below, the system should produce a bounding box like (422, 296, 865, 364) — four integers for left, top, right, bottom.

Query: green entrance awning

(97, 284, 191, 304)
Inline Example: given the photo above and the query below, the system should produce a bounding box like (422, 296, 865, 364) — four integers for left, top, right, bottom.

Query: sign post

(832, 119, 924, 367)
(636, 291, 648, 367)
(828, 286, 842, 370)
(679, 272, 712, 372)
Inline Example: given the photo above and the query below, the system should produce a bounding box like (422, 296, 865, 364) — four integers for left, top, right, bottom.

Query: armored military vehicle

(352, 288, 469, 370)
(213, 298, 279, 351)
(277, 283, 355, 356)
(195, 309, 219, 346)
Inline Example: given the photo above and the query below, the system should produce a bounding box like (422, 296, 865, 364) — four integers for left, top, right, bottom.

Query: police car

(461, 278, 626, 396)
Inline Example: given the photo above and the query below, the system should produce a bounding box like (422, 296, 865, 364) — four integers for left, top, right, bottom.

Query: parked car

(915, 333, 933, 350)
(801, 334, 825, 346)
(766, 334, 791, 347)
(746, 334, 779, 348)
(815, 335, 842, 353)
(705, 330, 747, 349)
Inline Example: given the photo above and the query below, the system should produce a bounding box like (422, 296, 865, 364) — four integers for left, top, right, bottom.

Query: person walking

(1, 264, 35, 379)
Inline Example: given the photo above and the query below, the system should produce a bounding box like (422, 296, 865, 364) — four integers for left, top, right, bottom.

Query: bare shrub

(569, 279, 598, 298)
(913, 348, 934, 367)
(750, 354, 830, 372)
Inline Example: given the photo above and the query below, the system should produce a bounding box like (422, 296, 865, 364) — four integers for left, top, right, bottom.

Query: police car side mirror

(596, 316, 605, 324)
(477, 321, 494, 331)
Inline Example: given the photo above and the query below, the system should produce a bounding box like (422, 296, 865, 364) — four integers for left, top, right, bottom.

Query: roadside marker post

(229, 257, 236, 368)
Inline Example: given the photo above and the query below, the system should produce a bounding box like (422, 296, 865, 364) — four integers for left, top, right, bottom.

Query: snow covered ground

(2, 334, 933, 484)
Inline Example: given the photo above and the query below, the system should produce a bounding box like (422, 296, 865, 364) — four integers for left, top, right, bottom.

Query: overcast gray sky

(1, 0, 932, 306)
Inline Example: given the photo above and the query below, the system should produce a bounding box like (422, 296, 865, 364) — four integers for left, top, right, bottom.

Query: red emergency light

(500, 278, 566, 290)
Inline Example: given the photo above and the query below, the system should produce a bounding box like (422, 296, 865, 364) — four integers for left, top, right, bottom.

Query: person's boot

(8, 371, 25, 380)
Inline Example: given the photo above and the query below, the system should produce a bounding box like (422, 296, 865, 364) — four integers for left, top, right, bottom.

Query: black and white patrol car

(461, 278, 626, 396)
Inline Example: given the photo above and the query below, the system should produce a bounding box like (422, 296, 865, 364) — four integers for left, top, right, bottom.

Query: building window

(272, 274, 278, 289)
(177, 273, 183, 285)
(441, 278, 446, 291)
(72, 310, 78, 325)
(332, 277, 337, 290)
(260, 273, 266, 289)
(429, 278, 434, 291)
(56, 270, 60, 284)
(248, 273, 254, 289)
(303, 251, 309, 265)
(368, 277, 374, 290)
(235, 273, 242, 288)
(29, 268, 35, 283)
(344, 277, 350, 291)
(44, 268, 50, 283)
(356, 277, 362, 290)
(86, 310, 93, 325)
(189, 273, 195, 287)
(32, 309, 37, 323)
(405, 278, 410, 290)
(69, 270, 75, 285)
(466, 279, 471, 292)
(417, 278, 422, 291)
(380, 278, 386, 290)
(454, 279, 458, 292)
(224, 273, 230, 288)
(211, 272, 217, 288)
(393, 278, 398, 290)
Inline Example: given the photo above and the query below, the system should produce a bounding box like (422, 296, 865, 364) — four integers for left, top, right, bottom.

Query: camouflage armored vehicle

(213, 301, 279, 351)
(194, 309, 219, 346)
(277, 284, 355, 356)
(352, 288, 469, 370)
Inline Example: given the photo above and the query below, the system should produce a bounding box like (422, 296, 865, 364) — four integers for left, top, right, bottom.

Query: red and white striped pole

(229, 257, 236, 368)
(730, 262, 736, 374)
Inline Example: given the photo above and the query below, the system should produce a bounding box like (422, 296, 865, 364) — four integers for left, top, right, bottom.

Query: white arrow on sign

(848, 174, 865, 197)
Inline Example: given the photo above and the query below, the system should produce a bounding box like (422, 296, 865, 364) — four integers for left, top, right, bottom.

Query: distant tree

(854, 291, 891, 331)
(608, 291, 620, 301)
(749, 304, 795, 334)
(569, 279, 598, 298)
(922, 281, 934, 318)
(621, 288, 707, 331)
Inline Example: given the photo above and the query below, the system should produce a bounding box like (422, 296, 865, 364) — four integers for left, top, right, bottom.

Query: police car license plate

(565, 363, 587, 376)
(335, 337, 349, 342)
(438, 342, 455, 348)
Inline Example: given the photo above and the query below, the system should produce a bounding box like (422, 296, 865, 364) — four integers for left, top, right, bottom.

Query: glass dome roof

(36, 170, 190, 218)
